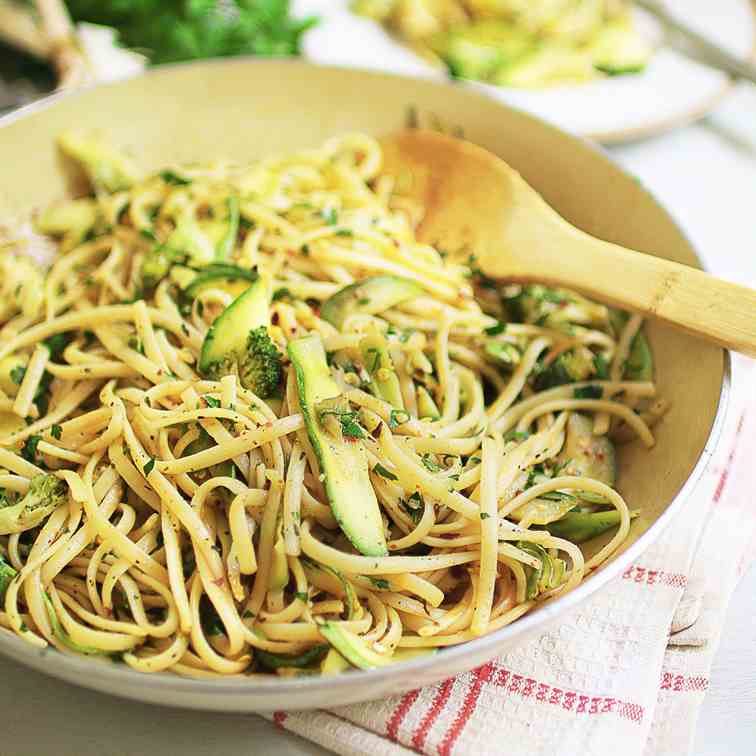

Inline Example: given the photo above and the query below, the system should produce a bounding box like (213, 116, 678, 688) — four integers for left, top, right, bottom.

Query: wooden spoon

(381, 129, 756, 357)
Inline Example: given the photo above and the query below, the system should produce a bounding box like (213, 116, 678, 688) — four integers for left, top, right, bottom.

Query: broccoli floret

(0, 353, 27, 396)
(484, 341, 521, 368)
(0, 552, 17, 602)
(58, 132, 139, 193)
(533, 347, 596, 391)
(35, 198, 99, 248)
(503, 284, 607, 331)
(140, 244, 185, 290)
(0, 252, 45, 323)
(238, 326, 282, 398)
(140, 217, 216, 289)
(0, 474, 68, 535)
(167, 217, 215, 268)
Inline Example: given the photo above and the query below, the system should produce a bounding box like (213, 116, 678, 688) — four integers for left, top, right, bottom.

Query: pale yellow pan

(0, 59, 727, 712)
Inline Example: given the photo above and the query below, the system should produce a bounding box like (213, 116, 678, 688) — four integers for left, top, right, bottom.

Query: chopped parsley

(318, 408, 366, 440)
(593, 352, 609, 379)
(272, 287, 292, 302)
(199, 596, 224, 637)
(50, 424, 62, 441)
(43, 332, 74, 360)
(127, 336, 145, 355)
(400, 492, 424, 522)
(21, 435, 42, 463)
(10, 365, 25, 385)
(369, 577, 390, 590)
(143, 458, 156, 476)
(573, 385, 603, 400)
(421, 454, 441, 473)
(484, 321, 507, 336)
(480, 512, 491, 520)
(294, 591, 309, 603)
(159, 169, 192, 186)
(373, 463, 398, 481)
(203, 395, 222, 409)
(335, 229, 353, 237)
(322, 208, 338, 225)
(503, 429, 530, 443)
(365, 346, 380, 373)
(465, 254, 497, 290)
(389, 409, 410, 429)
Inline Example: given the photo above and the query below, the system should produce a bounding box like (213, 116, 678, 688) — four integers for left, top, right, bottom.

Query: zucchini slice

(320, 275, 423, 330)
(555, 413, 617, 486)
(288, 335, 388, 557)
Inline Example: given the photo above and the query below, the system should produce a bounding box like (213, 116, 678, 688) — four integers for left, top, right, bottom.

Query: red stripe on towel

(386, 689, 420, 743)
(437, 662, 495, 756)
(412, 678, 454, 751)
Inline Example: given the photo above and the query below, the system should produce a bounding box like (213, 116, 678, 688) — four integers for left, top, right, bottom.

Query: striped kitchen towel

(265, 356, 755, 756)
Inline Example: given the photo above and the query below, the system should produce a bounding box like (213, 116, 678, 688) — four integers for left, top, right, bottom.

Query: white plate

(295, 0, 755, 143)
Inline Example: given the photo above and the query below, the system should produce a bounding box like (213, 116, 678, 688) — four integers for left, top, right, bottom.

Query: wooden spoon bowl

(382, 129, 756, 357)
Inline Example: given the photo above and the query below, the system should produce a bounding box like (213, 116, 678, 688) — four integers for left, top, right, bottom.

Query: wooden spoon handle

(512, 229, 756, 357)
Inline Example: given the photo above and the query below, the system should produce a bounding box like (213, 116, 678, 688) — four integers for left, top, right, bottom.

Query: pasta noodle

(0, 132, 664, 677)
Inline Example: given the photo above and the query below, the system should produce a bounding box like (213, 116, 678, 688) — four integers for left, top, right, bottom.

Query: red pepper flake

(272, 312, 280, 325)
(212, 577, 225, 587)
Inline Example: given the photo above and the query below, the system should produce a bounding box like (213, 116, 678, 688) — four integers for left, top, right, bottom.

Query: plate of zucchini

(298, 0, 755, 142)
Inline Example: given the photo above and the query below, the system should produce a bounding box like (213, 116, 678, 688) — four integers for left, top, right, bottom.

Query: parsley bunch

(66, 0, 317, 64)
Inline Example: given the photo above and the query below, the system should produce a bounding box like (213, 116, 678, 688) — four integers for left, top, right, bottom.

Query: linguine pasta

(0, 132, 664, 677)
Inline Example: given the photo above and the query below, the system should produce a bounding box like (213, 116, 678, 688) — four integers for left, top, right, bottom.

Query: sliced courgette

(318, 622, 392, 670)
(320, 275, 423, 330)
(269, 524, 289, 591)
(428, 20, 534, 82)
(625, 331, 653, 382)
(416, 385, 440, 421)
(301, 559, 360, 620)
(360, 325, 405, 409)
(592, 22, 651, 76)
(390, 647, 438, 663)
(288, 335, 388, 557)
(184, 264, 258, 300)
(321, 648, 351, 675)
(256, 644, 329, 671)
(214, 195, 240, 260)
(198, 274, 269, 375)
(555, 412, 617, 486)
(547, 509, 636, 543)
(183, 427, 235, 479)
(609, 309, 653, 381)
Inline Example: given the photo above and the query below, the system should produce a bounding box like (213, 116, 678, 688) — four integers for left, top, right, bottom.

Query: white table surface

(3, 73, 756, 756)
